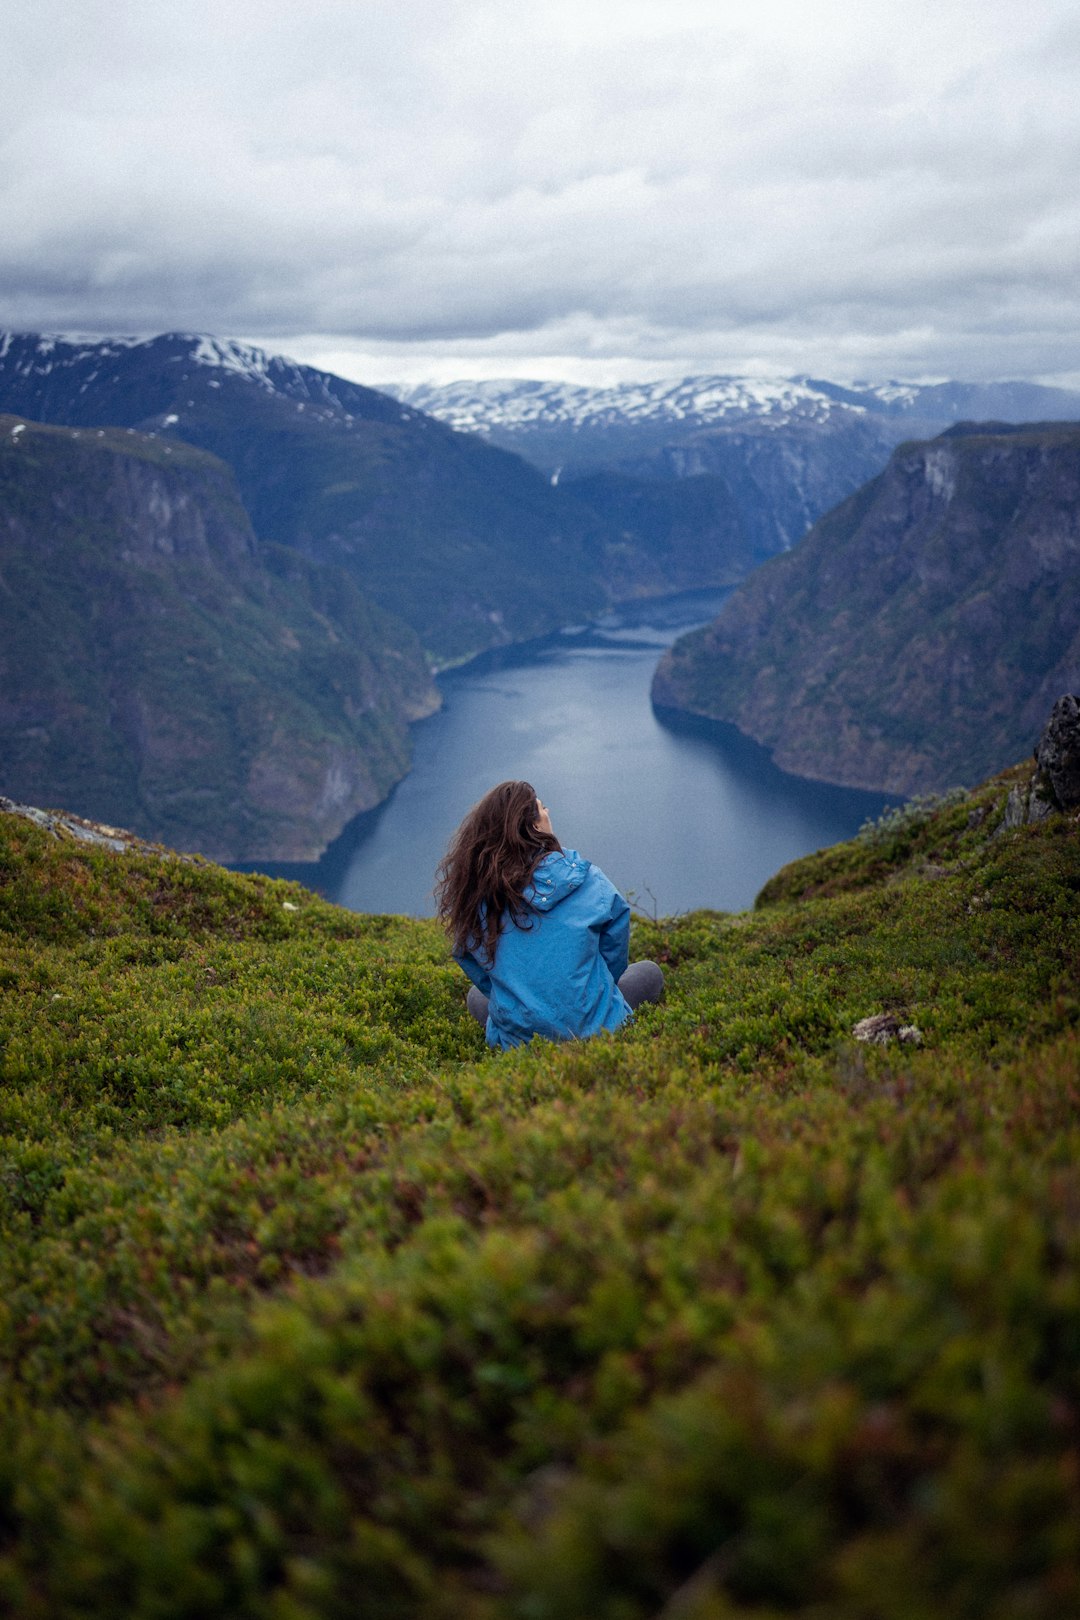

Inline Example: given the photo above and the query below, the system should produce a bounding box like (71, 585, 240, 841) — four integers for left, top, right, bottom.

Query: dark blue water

(253, 591, 889, 916)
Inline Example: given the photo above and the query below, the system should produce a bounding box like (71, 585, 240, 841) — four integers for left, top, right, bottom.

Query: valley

(3, 332, 1078, 859)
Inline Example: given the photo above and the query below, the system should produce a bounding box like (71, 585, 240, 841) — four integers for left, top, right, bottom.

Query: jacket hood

(525, 849, 591, 911)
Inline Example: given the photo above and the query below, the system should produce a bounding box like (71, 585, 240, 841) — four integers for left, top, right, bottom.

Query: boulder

(1033, 694, 1080, 810)
(852, 1013, 924, 1047)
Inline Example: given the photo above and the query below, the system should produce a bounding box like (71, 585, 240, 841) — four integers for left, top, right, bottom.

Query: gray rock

(852, 1012, 924, 1047)
(853, 1013, 901, 1045)
(1033, 693, 1080, 809)
(0, 796, 171, 858)
(1003, 784, 1029, 829)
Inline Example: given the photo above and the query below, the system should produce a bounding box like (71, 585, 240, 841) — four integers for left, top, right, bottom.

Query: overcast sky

(3, 0, 1079, 386)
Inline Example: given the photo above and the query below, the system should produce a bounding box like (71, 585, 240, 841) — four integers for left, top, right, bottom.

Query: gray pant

(466, 958, 665, 1028)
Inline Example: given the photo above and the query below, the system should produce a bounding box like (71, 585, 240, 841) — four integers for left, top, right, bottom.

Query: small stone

(282, 901, 300, 912)
(898, 1025, 924, 1046)
(853, 1013, 902, 1045)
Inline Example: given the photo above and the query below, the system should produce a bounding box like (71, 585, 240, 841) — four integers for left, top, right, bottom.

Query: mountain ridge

(388, 372, 1080, 461)
(0, 332, 611, 665)
(389, 370, 1080, 557)
(0, 332, 790, 668)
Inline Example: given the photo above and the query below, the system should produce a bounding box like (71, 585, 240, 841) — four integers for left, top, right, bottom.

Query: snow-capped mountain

(388, 374, 909, 434)
(0, 331, 615, 663)
(0, 331, 419, 434)
(5, 330, 832, 657)
(387, 373, 1080, 479)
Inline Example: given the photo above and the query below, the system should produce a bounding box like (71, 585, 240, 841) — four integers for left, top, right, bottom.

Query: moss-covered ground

(1, 762, 1078, 1618)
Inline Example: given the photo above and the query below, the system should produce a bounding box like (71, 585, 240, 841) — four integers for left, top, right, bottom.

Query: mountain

(0, 334, 617, 665)
(652, 422, 1080, 796)
(390, 373, 1080, 557)
(0, 336, 805, 859)
(0, 415, 436, 860)
(0, 336, 843, 659)
(389, 373, 1080, 475)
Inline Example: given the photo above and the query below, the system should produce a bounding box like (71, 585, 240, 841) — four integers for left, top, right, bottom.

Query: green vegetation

(2, 762, 1079, 1618)
(0, 419, 434, 860)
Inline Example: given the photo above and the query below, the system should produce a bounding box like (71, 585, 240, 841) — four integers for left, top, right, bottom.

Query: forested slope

(0, 417, 435, 860)
(653, 423, 1080, 796)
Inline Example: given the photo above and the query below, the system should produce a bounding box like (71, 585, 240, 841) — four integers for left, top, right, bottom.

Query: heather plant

(1, 760, 1078, 1619)
(855, 785, 970, 845)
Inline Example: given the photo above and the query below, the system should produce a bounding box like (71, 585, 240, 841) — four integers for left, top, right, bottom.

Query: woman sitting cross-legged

(436, 780, 664, 1050)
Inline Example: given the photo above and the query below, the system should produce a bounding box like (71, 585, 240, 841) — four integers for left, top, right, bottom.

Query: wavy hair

(435, 780, 561, 962)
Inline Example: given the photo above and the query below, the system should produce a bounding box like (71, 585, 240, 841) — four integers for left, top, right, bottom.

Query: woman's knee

(466, 986, 490, 1026)
(618, 959, 665, 1010)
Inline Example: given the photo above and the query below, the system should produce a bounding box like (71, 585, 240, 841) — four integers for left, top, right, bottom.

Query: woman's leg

(467, 986, 490, 1026)
(618, 959, 665, 1010)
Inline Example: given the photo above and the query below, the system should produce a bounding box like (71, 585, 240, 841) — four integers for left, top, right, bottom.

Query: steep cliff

(640, 414, 892, 552)
(0, 416, 437, 859)
(652, 423, 1080, 795)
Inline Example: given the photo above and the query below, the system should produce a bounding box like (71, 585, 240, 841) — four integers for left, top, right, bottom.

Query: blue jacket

(455, 849, 632, 1050)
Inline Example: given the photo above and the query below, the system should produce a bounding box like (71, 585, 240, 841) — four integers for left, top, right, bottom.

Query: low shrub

(1, 773, 1078, 1618)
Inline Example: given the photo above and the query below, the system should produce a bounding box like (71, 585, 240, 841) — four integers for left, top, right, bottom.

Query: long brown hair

(435, 780, 561, 962)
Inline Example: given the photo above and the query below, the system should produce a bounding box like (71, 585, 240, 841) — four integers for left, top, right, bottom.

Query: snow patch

(923, 447, 957, 501)
(187, 335, 306, 396)
(393, 373, 857, 435)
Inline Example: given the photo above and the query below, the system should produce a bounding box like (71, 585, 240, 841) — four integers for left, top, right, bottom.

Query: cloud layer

(3, 0, 1079, 382)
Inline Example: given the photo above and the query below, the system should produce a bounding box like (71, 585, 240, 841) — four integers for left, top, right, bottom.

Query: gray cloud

(2, 0, 1079, 383)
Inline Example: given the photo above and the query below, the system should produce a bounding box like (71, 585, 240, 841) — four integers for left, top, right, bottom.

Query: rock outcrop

(1034, 693, 1080, 809)
(1003, 693, 1080, 827)
(652, 424, 1080, 797)
(0, 795, 190, 859)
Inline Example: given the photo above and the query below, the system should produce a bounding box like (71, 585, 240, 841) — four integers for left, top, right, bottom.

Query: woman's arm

(597, 884, 631, 984)
(454, 949, 493, 996)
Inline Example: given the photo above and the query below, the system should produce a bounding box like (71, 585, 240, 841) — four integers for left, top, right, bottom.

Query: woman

(436, 780, 664, 1050)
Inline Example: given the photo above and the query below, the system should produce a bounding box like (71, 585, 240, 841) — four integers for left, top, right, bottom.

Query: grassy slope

(1, 768, 1078, 1619)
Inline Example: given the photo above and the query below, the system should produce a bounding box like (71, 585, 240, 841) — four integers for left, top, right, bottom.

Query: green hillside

(0, 418, 436, 861)
(1, 770, 1078, 1618)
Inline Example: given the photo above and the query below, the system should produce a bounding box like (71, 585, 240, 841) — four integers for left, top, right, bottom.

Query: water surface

(251, 591, 890, 916)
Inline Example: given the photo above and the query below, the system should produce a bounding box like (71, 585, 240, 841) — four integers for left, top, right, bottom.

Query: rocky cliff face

(652, 424, 1080, 796)
(0, 417, 437, 861)
(642, 415, 893, 553)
